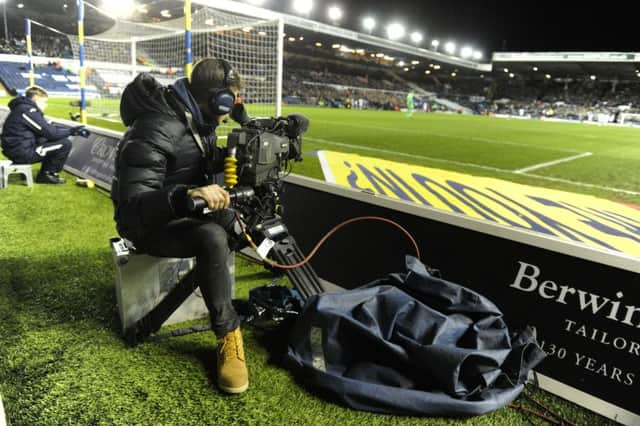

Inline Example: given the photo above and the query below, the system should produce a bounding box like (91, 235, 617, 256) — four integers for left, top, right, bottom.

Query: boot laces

(219, 330, 244, 362)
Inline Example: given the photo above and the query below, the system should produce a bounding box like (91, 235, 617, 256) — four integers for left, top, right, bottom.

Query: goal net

(67, 2, 282, 133)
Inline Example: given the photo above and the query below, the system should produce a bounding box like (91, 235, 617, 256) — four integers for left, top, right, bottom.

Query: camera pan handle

(187, 197, 208, 213)
(187, 187, 255, 213)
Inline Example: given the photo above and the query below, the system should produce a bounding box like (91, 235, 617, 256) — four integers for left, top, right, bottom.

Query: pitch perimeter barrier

(280, 175, 640, 425)
(0, 107, 638, 424)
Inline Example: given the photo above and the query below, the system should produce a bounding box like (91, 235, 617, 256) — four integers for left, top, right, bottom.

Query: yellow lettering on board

(319, 150, 640, 256)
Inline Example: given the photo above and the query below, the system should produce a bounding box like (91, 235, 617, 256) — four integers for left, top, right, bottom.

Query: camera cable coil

(236, 214, 421, 270)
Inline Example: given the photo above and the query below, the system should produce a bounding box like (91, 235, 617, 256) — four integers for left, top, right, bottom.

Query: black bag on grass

(285, 256, 546, 417)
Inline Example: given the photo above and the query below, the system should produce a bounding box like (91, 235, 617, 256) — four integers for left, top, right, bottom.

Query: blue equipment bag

(285, 256, 546, 417)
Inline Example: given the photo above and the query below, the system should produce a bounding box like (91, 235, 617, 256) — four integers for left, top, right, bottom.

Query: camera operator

(111, 58, 249, 394)
(1, 86, 89, 184)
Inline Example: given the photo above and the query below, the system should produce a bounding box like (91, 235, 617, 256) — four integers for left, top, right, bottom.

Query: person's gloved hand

(70, 126, 90, 138)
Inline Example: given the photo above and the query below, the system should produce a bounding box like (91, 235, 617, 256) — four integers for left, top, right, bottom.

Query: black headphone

(208, 59, 236, 116)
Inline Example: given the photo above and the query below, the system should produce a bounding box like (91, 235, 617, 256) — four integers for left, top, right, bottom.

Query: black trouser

(135, 210, 240, 337)
(7, 137, 72, 174)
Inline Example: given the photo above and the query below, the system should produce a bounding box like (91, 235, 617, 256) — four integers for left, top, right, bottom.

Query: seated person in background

(1, 86, 87, 184)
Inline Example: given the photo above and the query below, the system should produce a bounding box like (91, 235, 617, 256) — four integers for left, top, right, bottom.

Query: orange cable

(238, 215, 420, 270)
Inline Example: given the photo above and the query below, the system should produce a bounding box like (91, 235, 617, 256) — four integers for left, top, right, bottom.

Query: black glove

(70, 126, 90, 138)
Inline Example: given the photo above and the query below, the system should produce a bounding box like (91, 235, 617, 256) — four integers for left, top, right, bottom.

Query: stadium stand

(0, 59, 98, 97)
(2, 29, 640, 125)
(282, 42, 640, 124)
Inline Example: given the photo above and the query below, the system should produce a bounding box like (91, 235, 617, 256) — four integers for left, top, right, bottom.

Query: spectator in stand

(1, 86, 88, 184)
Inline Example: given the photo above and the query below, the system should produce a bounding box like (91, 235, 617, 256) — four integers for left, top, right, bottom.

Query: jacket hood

(170, 77, 218, 133)
(8, 96, 37, 111)
(120, 73, 176, 127)
(170, 78, 204, 123)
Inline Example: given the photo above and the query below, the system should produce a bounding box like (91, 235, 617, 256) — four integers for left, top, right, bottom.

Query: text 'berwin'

(510, 261, 639, 328)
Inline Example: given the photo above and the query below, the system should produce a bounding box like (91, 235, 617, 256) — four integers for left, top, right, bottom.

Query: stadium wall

(493, 113, 640, 129)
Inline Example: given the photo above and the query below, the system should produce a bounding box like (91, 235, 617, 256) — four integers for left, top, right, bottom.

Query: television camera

(188, 113, 327, 300)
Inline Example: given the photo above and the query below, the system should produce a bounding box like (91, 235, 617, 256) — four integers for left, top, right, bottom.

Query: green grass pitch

(0, 96, 628, 424)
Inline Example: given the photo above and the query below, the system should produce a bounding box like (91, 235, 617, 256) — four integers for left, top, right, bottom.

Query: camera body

(187, 114, 308, 215)
(226, 115, 306, 188)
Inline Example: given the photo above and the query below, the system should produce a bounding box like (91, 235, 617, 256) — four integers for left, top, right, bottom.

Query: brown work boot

(217, 327, 249, 394)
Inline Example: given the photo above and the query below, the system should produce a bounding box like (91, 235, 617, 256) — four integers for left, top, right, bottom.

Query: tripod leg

(269, 236, 328, 300)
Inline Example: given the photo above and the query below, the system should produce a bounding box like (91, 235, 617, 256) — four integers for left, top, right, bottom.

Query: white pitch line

(514, 152, 593, 174)
(0, 393, 5, 426)
(305, 137, 640, 196)
(87, 114, 121, 123)
(305, 137, 509, 173)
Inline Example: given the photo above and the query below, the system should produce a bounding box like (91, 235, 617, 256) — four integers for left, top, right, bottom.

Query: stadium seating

(0, 61, 98, 97)
(3, 30, 640, 124)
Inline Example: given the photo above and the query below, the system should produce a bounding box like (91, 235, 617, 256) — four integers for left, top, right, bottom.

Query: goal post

(66, 0, 283, 131)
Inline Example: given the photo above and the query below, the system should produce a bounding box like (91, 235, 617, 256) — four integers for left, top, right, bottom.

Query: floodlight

(590, 75, 597, 80)
(509, 73, 515, 78)
(386, 23, 405, 40)
(103, 0, 137, 19)
(425, 70, 431, 74)
(545, 74, 552, 79)
(293, 0, 313, 15)
(315, 42, 322, 47)
(444, 41, 456, 54)
(17, 3, 24, 8)
(363, 17, 376, 32)
(431, 39, 440, 48)
(328, 6, 342, 21)
(532, 66, 538, 71)
(451, 72, 457, 77)
(410, 32, 423, 44)
(472, 50, 483, 60)
(460, 46, 473, 59)
(503, 68, 509, 73)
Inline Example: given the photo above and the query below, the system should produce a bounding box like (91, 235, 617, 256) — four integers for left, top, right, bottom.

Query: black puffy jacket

(111, 73, 226, 242)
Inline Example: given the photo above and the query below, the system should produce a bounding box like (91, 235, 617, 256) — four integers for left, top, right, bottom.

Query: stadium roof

(4, 1, 638, 52)
(4, 0, 640, 80)
(493, 53, 640, 82)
